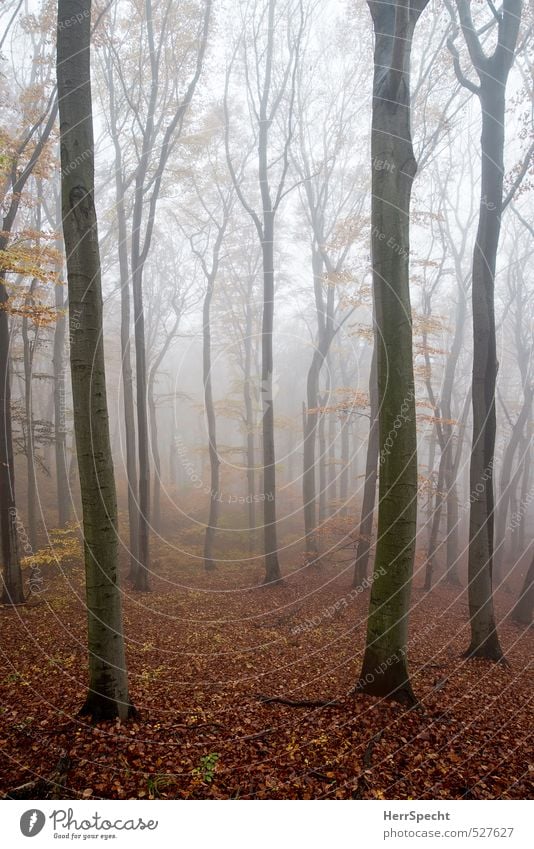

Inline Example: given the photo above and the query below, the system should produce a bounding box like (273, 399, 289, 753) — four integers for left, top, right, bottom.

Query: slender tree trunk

(465, 88, 515, 660)
(442, 291, 466, 583)
(303, 347, 324, 556)
(148, 374, 161, 536)
(302, 249, 336, 553)
(0, 266, 23, 604)
(115, 168, 139, 580)
(448, 0, 523, 659)
(425, 426, 437, 544)
(327, 387, 337, 515)
(52, 208, 70, 527)
(21, 278, 38, 550)
(510, 554, 534, 626)
(353, 340, 379, 587)
(244, 301, 256, 556)
(57, 0, 133, 720)
(512, 432, 531, 559)
(131, 257, 150, 590)
(260, 212, 281, 583)
(358, 0, 428, 702)
(424, 451, 446, 590)
(444, 461, 461, 584)
(494, 389, 532, 580)
(340, 415, 350, 515)
(318, 392, 327, 527)
(203, 273, 219, 572)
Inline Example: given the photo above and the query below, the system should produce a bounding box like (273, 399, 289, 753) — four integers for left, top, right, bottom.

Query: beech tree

(293, 38, 368, 558)
(224, 0, 306, 583)
(357, 0, 429, 703)
(0, 6, 57, 604)
(447, 0, 522, 660)
(99, 0, 212, 590)
(57, 0, 133, 720)
(180, 140, 234, 571)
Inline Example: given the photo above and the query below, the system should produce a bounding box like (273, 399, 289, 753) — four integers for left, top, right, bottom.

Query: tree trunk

(0, 267, 23, 604)
(302, 346, 324, 556)
(131, 252, 150, 590)
(115, 164, 139, 580)
(510, 554, 534, 627)
(52, 205, 70, 527)
(57, 0, 133, 720)
(358, 0, 428, 702)
(21, 277, 39, 551)
(512, 432, 531, 560)
(260, 212, 281, 583)
(244, 321, 256, 556)
(203, 273, 219, 572)
(318, 393, 327, 527)
(327, 381, 337, 516)
(493, 388, 533, 581)
(352, 340, 379, 587)
(340, 415, 349, 515)
(465, 88, 515, 659)
(424, 450, 446, 590)
(443, 289, 467, 583)
(148, 374, 161, 536)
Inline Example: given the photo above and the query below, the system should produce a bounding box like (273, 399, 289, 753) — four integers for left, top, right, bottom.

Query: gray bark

(449, 0, 522, 659)
(57, 0, 133, 720)
(358, 0, 429, 703)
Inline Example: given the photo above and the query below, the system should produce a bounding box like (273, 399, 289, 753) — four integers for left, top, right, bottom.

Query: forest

(0, 0, 533, 806)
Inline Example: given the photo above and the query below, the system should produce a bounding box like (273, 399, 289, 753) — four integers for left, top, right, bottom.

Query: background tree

(447, 0, 522, 660)
(0, 4, 57, 603)
(224, 0, 306, 584)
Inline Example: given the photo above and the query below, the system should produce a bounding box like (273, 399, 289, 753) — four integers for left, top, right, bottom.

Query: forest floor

(0, 547, 532, 800)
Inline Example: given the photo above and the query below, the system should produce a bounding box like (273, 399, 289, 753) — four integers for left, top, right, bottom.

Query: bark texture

(358, 0, 429, 702)
(57, 0, 133, 720)
(449, 0, 522, 659)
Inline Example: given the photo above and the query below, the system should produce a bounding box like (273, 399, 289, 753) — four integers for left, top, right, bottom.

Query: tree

(0, 4, 57, 604)
(222, 235, 263, 555)
(99, 31, 138, 577)
(180, 138, 234, 571)
(357, 0, 429, 703)
(494, 247, 534, 582)
(224, 0, 306, 584)
(57, 0, 133, 720)
(447, 0, 522, 659)
(99, 0, 212, 590)
(144, 240, 193, 534)
(293, 38, 368, 557)
(510, 552, 534, 626)
(49, 185, 71, 527)
(352, 329, 379, 587)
